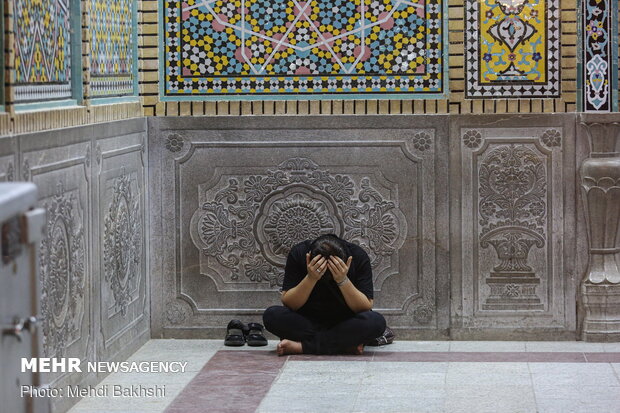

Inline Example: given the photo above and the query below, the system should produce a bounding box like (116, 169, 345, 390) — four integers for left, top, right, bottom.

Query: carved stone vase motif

(579, 121, 620, 341)
(478, 144, 546, 310)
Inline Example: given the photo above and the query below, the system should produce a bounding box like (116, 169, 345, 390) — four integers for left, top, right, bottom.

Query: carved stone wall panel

(14, 119, 148, 413)
(94, 127, 148, 363)
(19, 132, 93, 397)
(150, 116, 449, 339)
(451, 115, 576, 335)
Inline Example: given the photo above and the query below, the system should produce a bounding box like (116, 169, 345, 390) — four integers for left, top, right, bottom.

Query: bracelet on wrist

(336, 277, 349, 286)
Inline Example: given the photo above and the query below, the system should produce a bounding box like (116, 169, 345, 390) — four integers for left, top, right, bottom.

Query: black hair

(309, 234, 346, 261)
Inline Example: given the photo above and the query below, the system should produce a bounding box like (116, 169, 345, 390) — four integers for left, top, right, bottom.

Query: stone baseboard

(581, 283, 620, 342)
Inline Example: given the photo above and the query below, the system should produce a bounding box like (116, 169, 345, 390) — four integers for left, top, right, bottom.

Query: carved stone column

(580, 121, 620, 341)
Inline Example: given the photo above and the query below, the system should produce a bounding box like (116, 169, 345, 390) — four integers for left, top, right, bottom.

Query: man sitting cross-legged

(263, 234, 386, 355)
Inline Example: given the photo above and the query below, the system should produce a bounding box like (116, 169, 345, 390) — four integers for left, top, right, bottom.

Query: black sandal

(365, 326, 395, 346)
(224, 319, 247, 347)
(246, 322, 268, 347)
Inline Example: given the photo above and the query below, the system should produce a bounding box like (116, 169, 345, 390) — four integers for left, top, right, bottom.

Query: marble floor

(67, 339, 620, 413)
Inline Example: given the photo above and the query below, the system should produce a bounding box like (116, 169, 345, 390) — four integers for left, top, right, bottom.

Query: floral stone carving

(40, 183, 86, 358)
(579, 122, 620, 341)
(580, 122, 620, 285)
(165, 134, 184, 153)
(260, 191, 340, 261)
(190, 157, 406, 289)
(463, 130, 482, 149)
(413, 304, 434, 325)
(412, 132, 433, 152)
(478, 144, 546, 310)
(165, 301, 190, 325)
(540, 129, 562, 148)
(103, 173, 142, 316)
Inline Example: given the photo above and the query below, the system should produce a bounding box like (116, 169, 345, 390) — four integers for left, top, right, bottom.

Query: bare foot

(276, 339, 303, 356)
(345, 344, 364, 355)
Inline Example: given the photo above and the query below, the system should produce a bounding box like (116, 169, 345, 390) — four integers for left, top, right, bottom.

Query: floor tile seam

(226, 353, 287, 413)
(610, 361, 620, 384)
(526, 361, 540, 411)
(350, 375, 367, 409)
(367, 351, 620, 363)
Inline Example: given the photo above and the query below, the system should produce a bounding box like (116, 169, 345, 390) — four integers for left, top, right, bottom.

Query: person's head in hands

(309, 234, 346, 278)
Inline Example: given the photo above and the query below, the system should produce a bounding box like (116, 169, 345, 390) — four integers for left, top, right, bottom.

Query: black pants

(262, 305, 386, 355)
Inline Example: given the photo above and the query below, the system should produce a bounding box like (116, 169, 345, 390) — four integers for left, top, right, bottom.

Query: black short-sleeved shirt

(282, 239, 374, 323)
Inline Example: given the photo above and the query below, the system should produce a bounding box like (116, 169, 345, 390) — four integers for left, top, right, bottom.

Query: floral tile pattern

(90, 0, 135, 97)
(14, 0, 73, 102)
(582, 0, 612, 111)
(465, 0, 560, 98)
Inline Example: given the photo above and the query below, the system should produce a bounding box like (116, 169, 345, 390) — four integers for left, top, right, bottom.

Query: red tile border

(524, 352, 587, 363)
(584, 352, 620, 363)
(164, 351, 285, 413)
(289, 353, 374, 361)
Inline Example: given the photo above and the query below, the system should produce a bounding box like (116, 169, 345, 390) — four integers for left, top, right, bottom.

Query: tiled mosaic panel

(582, 0, 612, 111)
(14, 0, 73, 103)
(163, 0, 444, 98)
(90, 0, 135, 97)
(465, 0, 560, 98)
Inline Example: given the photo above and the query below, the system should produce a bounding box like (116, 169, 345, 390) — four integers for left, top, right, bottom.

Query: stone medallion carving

(103, 173, 142, 316)
(463, 130, 483, 149)
(257, 189, 341, 265)
(478, 144, 546, 310)
(165, 134, 184, 152)
(540, 129, 562, 148)
(413, 303, 434, 325)
(40, 183, 86, 358)
(165, 301, 191, 325)
(412, 132, 433, 152)
(190, 157, 407, 289)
